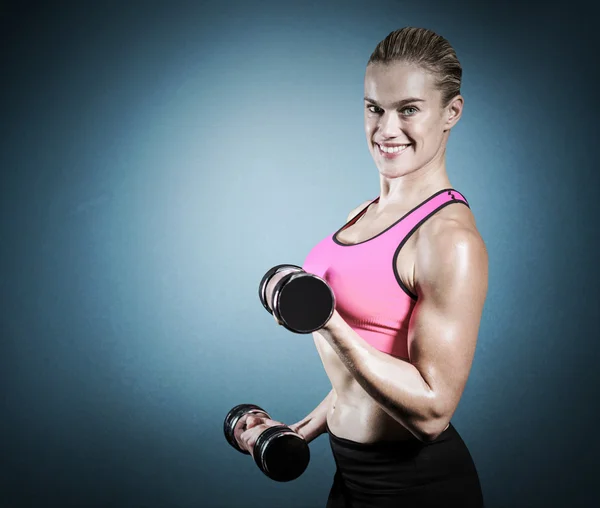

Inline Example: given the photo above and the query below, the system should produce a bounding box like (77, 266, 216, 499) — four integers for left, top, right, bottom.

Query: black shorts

(326, 422, 484, 508)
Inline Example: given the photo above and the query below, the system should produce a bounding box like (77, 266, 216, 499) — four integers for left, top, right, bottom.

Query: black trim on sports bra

(333, 188, 469, 247)
(392, 197, 470, 300)
(342, 197, 379, 231)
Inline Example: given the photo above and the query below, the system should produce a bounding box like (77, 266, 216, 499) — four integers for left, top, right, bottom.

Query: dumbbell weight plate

(253, 424, 310, 482)
(272, 272, 335, 334)
(224, 404, 271, 455)
(258, 264, 303, 314)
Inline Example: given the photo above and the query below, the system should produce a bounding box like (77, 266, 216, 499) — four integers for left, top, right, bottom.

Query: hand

(287, 422, 304, 438)
(267, 271, 289, 326)
(265, 268, 298, 315)
(236, 413, 285, 456)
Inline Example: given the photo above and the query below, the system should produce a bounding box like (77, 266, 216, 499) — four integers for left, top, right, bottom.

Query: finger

(265, 269, 296, 310)
(240, 424, 265, 442)
(262, 418, 283, 427)
(241, 419, 286, 448)
(245, 414, 268, 429)
(240, 425, 269, 452)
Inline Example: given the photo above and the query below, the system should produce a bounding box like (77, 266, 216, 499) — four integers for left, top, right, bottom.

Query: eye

(401, 106, 419, 116)
(366, 104, 383, 114)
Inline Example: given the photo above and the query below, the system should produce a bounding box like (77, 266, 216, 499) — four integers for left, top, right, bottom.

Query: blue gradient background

(1, 1, 597, 507)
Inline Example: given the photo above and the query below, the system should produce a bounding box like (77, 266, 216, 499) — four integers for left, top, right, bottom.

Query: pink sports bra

(302, 188, 469, 358)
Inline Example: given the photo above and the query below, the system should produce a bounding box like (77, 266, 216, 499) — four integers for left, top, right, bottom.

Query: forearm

(290, 389, 333, 443)
(322, 315, 442, 440)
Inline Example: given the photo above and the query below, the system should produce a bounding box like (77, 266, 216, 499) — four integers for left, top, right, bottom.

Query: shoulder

(346, 199, 374, 222)
(414, 204, 488, 298)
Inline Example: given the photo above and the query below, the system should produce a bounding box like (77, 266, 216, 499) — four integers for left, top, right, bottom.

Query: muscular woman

(239, 27, 488, 507)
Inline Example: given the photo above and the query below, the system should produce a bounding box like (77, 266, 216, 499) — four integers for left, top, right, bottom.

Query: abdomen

(312, 331, 416, 443)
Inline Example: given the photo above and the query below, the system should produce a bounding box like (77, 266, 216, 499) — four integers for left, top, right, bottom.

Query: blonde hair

(368, 27, 462, 107)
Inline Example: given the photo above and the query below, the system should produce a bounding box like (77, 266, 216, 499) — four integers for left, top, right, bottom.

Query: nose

(379, 111, 402, 138)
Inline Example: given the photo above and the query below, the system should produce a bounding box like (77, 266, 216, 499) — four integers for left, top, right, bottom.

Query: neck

(378, 164, 451, 209)
(377, 142, 451, 209)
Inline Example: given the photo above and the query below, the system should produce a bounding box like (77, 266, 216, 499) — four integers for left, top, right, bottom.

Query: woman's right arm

(289, 390, 334, 443)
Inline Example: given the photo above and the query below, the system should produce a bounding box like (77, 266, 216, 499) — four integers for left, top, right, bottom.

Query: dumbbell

(258, 264, 335, 334)
(223, 403, 310, 482)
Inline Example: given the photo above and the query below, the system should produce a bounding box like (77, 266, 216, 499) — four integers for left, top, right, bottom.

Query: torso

(314, 199, 476, 443)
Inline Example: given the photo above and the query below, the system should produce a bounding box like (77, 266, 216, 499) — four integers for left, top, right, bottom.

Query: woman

(240, 27, 488, 507)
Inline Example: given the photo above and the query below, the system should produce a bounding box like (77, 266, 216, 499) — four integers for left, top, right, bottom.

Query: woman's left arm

(319, 221, 489, 442)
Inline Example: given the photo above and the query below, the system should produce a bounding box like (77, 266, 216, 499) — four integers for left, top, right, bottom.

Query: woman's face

(364, 61, 459, 179)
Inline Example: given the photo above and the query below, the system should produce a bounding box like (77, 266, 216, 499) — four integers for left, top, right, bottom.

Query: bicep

(407, 227, 488, 418)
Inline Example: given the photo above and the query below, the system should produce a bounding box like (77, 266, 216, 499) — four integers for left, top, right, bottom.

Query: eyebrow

(364, 96, 425, 107)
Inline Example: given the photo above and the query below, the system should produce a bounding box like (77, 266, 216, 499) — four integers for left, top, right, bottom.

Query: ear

(445, 95, 464, 130)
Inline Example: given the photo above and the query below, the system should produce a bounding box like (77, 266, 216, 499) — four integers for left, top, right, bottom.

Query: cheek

(408, 118, 440, 145)
(364, 120, 376, 139)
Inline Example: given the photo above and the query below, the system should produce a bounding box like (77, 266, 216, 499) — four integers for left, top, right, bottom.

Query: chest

(334, 215, 419, 296)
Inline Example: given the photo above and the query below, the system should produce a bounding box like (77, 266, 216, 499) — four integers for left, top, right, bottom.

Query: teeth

(378, 144, 409, 154)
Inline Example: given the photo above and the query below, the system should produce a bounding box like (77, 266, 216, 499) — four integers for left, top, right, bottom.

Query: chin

(375, 159, 414, 177)
(377, 167, 411, 179)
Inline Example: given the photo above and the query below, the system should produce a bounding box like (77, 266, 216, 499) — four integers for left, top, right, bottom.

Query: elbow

(412, 418, 450, 442)
(413, 395, 453, 442)
(411, 404, 452, 442)
(417, 422, 449, 442)
(389, 393, 453, 442)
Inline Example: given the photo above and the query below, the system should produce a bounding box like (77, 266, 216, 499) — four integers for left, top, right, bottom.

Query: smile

(376, 143, 411, 157)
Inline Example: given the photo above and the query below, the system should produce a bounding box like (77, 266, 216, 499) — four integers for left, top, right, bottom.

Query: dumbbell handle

(227, 407, 272, 455)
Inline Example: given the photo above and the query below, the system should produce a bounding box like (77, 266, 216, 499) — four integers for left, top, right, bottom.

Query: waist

(326, 391, 417, 443)
(327, 421, 456, 449)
